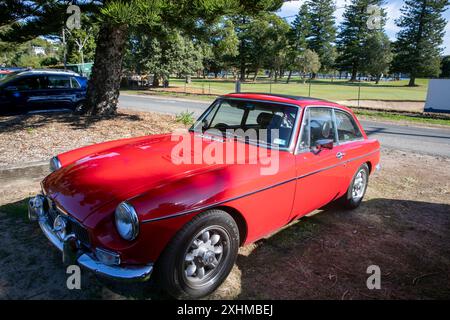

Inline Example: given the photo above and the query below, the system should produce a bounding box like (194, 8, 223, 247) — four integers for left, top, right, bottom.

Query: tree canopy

(392, 0, 450, 86)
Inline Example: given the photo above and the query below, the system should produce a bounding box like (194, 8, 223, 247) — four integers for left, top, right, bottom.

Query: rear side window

(12, 76, 41, 90)
(335, 110, 362, 142)
(47, 75, 71, 89)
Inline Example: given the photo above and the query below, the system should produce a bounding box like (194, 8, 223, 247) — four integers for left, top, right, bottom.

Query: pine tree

(392, 0, 449, 86)
(306, 0, 336, 74)
(363, 32, 393, 84)
(336, 0, 386, 81)
(442, 56, 450, 78)
(286, 3, 310, 83)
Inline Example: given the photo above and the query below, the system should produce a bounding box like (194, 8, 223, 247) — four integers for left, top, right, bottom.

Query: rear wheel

(156, 209, 239, 299)
(340, 163, 369, 209)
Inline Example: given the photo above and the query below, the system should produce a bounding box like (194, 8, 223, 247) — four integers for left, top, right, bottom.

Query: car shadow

(234, 198, 450, 300)
(0, 197, 448, 299)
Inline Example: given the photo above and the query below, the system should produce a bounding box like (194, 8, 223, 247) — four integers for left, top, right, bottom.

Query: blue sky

(277, 0, 450, 55)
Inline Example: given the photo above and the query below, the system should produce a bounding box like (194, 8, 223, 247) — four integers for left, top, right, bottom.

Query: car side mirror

(312, 139, 334, 155)
(202, 119, 209, 130)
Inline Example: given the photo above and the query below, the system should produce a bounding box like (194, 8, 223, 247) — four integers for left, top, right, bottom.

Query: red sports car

(28, 93, 380, 298)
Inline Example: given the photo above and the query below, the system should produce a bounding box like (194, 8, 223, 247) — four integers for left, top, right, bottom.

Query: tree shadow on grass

(0, 111, 143, 134)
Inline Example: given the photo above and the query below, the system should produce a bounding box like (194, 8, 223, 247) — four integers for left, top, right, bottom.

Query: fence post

(357, 74, 362, 107)
(308, 77, 312, 97)
(235, 80, 241, 93)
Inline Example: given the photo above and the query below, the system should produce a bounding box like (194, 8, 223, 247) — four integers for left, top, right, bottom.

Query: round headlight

(50, 156, 62, 172)
(115, 202, 139, 241)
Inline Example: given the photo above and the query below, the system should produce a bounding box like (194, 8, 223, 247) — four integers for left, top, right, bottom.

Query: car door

(333, 109, 366, 194)
(291, 106, 348, 219)
(6, 75, 47, 111)
(43, 75, 74, 109)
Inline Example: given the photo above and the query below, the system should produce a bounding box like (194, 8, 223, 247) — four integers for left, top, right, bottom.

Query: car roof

(15, 69, 81, 77)
(223, 92, 339, 106)
(222, 92, 356, 115)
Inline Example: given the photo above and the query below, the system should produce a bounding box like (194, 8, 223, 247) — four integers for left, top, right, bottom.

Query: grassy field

(164, 77, 429, 102)
(353, 109, 450, 127)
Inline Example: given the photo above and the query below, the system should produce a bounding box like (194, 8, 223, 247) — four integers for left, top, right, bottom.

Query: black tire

(340, 163, 370, 210)
(156, 209, 239, 299)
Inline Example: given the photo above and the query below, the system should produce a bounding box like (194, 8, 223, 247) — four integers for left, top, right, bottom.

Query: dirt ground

(0, 144, 449, 299)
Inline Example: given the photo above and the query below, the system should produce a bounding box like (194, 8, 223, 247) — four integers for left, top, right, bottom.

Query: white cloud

(384, 1, 403, 39)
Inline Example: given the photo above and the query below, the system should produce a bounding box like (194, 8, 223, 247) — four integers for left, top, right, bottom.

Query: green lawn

(166, 77, 429, 102)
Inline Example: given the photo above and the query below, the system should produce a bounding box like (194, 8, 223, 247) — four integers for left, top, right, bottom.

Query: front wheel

(340, 163, 370, 209)
(156, 209, 239, 299)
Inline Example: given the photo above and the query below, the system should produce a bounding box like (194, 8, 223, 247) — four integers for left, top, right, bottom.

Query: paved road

(119, 94, 450, 157)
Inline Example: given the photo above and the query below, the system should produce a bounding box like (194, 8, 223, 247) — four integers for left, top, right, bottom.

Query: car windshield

(191, 98, 298, 149)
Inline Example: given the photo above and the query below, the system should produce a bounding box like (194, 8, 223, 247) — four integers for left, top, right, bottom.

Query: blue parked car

(0, 69, 87, 114)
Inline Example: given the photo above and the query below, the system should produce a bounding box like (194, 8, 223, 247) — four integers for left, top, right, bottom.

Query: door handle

(336, 152, 345, 159)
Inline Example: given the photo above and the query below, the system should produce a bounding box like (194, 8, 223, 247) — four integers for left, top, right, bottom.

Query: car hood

(43, 132, 232, 223)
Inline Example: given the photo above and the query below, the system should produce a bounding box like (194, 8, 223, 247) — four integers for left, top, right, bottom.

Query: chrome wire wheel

(182, 225, 230, 288)
(352, 169, 367, 200)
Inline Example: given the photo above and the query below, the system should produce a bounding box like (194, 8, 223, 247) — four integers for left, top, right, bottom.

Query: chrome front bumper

(29, 196, 153, 282)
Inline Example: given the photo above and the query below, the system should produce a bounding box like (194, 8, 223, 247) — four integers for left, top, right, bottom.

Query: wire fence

(142, 77, 428, 113)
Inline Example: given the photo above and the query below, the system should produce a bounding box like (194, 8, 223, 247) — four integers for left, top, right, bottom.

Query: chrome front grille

(70, 220, 90, 246)
(45, 197, 91, 247)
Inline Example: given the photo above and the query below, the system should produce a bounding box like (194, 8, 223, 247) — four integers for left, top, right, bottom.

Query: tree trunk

(253, 68, 259, 82)
(350, 65, 358, 82)
(408, 76, 416, 87)
(286, 70, 292, 84)
(375, 74, 381, 85)
(152, 76, 160, 87)
(239, 65, 246, 81)
(85, 23, 128, 116)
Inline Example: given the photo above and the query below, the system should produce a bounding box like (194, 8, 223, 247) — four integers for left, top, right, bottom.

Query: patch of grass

(0, 199, 29, 221)
(122, 77, 429, 102)
(353, 109, 450, 126)
(168, 77, 428, 101)
(270, 219, 319, 249)
(175, 110, 195, 125)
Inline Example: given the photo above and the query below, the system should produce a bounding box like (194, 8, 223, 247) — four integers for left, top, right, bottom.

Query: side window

(298, 107, 336, 152)
(12, 76, 40, 90)
(47, 75, 71, 89)
(70, 77, 81, 89)
(335, 110, 363, 142)
(309, 108, 336, 146)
